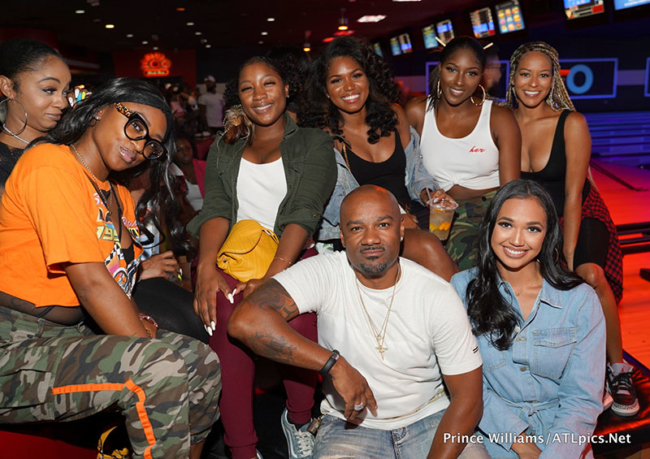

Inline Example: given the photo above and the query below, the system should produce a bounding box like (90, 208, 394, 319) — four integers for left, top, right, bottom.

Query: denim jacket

(451, 269, 605, 459)
(318, 127, 438, 241)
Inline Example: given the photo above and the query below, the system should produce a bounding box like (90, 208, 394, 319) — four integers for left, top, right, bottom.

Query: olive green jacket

(187, 114, 336, 238)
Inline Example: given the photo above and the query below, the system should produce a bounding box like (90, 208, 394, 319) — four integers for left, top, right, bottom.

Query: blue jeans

(313, 411, 489, 459)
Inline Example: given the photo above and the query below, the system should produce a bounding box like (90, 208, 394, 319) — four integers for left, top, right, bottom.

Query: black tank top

(521, 110, 589, 216)
(345, 131, 413, 205)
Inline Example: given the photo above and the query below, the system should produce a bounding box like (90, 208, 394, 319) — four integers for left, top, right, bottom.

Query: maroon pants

(212, 248, 318, 459)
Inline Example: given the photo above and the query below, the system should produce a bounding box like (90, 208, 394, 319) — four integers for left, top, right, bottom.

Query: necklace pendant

(377, 345, 387, 360)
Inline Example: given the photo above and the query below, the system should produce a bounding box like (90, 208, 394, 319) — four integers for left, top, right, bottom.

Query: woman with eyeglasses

(0, 38, 71, 198)
(0, 78, 221, 459)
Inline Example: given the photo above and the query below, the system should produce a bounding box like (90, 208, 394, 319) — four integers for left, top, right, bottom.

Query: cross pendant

(377, 345, 387, 360)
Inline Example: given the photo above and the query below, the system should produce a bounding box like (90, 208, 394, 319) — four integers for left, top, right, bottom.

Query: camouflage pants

(446, 190, 496, 271)
(0, 306, 221, 459)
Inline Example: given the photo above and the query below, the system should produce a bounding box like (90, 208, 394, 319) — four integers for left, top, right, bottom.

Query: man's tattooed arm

(228, 279, 329, 371)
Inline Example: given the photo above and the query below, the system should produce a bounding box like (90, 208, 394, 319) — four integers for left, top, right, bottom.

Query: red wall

(112, 49, 197, 86)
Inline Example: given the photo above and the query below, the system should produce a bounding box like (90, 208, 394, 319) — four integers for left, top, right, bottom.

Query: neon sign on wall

(140, 52, 172, 77)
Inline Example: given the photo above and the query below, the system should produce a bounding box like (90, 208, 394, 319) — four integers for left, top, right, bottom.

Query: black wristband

(319, 350, 340, 376)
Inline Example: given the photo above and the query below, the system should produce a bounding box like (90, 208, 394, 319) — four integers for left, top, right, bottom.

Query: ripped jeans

(313, 410, 489, 459)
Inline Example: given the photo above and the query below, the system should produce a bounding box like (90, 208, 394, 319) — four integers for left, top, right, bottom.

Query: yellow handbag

(217, 220, 279, 282)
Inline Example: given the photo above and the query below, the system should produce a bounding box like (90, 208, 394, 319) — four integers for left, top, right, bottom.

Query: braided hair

(506, 41, 575, 112)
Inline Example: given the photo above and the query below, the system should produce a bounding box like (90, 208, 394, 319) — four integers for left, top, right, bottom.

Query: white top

(420, 99, 500, 191)
(236, 157, 287, 231)
(198, 91, 225, 128)
(274, 252, 482, 430)
(185, 180, 203, 211)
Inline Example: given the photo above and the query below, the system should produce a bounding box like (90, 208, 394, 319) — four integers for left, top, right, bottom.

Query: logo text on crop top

(469, 146, 486, 153)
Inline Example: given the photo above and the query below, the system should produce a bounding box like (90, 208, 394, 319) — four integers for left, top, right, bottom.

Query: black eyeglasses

(113, 103, 166, 159)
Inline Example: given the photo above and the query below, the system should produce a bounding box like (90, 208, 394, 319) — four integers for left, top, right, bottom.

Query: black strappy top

(346, 131, 413, 206)
(521, 110, 590, 216)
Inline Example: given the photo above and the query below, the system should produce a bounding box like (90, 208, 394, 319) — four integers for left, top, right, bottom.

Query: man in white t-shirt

(228, 185, 484, 459)
(198, 75, 225, 134)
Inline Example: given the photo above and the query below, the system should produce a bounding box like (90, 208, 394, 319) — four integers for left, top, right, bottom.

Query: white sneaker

(280, 408, 314, 459)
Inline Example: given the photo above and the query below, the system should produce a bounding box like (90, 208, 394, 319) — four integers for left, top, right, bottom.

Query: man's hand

(329, 356, 378, 421)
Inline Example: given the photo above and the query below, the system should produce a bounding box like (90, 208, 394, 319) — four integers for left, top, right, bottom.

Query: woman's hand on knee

(194, 265, 231, 334)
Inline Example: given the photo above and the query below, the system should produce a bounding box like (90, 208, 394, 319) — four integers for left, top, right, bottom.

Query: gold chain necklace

(70, 144, 113, 208)
(354, 262, 401, 361)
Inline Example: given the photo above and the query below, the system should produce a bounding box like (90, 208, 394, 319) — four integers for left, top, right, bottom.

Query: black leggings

(133, 277, 208, 343)
(574, 217, 609, 270)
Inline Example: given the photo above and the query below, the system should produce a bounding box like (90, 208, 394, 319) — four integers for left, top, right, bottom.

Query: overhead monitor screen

(373, 42, 383, 57)
(398, 33, 413, 54)
(470, 7, 497, 39)
(422, 25, 437, 49)
(390, 37, 401, 56)
(496, 0, 526, 34)
(435, 19, 455, 45)
(563, 0, 605, 19)
(614, 0, 650, 9)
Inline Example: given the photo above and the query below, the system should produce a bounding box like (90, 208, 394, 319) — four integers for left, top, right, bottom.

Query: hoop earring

(0, 98, 28, 136)
(470, 85, 486, 106)
(436, 79, 442, 99)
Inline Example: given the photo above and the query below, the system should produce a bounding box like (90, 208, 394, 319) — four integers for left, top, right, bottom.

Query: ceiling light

(322, 37, 334, 43)
(267, 17, 275, 21)
(126, 33, 134, 38)
(338, 8, 349, 31)
(303, 43, 311, 52)
(142, 40, 148, 44)
(176, 7, 185, 11)
(75, 9, 85, 14)
(153, 46, 159, 50)
(105, 24, 115, 29)
(334, 29, 355, 36)
(186, 22, 194, 26)
(195, 31, 202, 35)
(206, 44, 212, 48)
(261, 31, 268, 36)
(357, 15, 386, 23)
(259, 40, 264, 44)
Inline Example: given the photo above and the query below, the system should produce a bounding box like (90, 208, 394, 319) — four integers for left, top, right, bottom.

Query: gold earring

(470, 85, 486, 106)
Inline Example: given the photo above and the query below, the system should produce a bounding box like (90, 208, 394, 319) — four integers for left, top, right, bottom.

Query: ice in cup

(428, 199, 458, 241)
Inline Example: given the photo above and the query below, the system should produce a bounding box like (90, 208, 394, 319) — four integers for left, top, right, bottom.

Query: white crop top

(420, 99, 500, 192)
(236, 157, 287, 231)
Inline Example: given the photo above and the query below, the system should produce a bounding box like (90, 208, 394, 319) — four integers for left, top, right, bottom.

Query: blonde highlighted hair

(507, 41, 575, 112)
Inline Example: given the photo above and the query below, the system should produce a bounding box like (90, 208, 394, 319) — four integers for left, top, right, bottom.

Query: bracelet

(273, 256, 292, 266)
(138, 313, 159, 329)
(319, 350, 340, 376)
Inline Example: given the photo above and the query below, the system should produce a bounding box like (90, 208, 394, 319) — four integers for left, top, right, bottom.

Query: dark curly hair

(298, 36, 400, 145)
(427, 37, 486, 111)
(466, 179, 584, 351)
(221, 55, 299, 144)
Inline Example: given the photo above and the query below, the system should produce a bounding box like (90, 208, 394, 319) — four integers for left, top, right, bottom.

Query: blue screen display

(614, 0, 650, 9)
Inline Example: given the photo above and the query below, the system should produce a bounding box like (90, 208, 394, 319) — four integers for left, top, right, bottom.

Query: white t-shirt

(198, 91, 225, 128)
(236, 157, 287, 231)
(274, 251, 482, 430)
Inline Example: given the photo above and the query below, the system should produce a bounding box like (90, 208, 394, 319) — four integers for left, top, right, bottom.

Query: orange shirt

(0, 144, 143, 307)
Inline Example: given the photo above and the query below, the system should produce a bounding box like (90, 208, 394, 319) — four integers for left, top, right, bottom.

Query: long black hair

(427, 37, 486, 111)
(467, 179, 584, 350)
(43, 78, 181, 252)
(298, 36, 400, 145)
